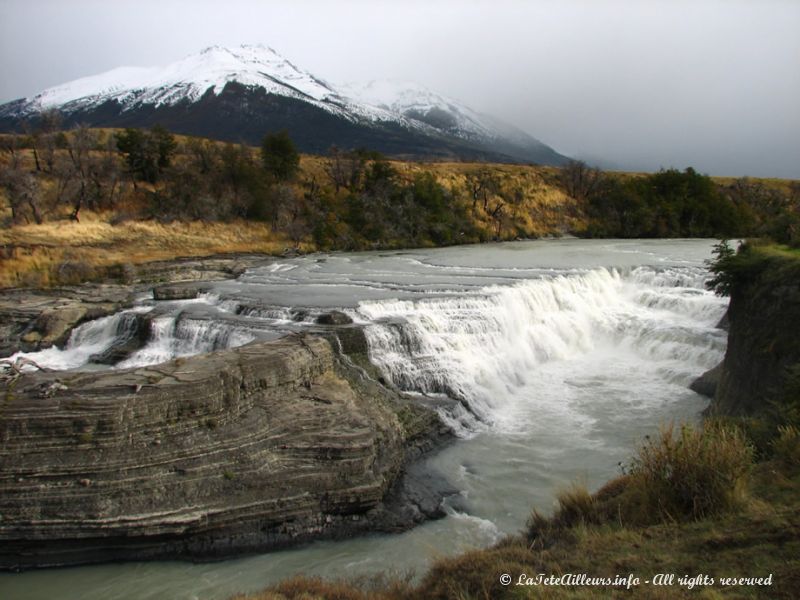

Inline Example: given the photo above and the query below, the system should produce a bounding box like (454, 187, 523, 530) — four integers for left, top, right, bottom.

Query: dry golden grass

(0, 214, 300, 288)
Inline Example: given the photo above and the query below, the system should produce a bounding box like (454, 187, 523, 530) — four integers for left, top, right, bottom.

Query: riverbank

(237, 458, 799, 599)
(0, 216, 302, 288)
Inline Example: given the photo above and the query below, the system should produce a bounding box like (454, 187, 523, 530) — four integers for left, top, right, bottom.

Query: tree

(261, 130, 299, 182)
(0, 158, 43, 224)
(116, 125, 176, 184)
(324, 146, 365, 193)
(37, 110, 63, 173)
(466, 169, 500, 214)
(559, 160, 602, 202)
(324, 145, 347, 193)
(65, 126, 92, 220)
(1, 133, 48, 224)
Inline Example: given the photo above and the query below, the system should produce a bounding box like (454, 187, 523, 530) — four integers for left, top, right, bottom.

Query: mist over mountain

(0, 45, 568, 165)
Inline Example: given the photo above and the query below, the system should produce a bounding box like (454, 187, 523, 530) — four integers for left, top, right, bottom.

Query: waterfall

(7, 309, 146, 371)
(355, 266, 727, 435)
(118, 316, 256, 368)
(8, 251, 727, 436)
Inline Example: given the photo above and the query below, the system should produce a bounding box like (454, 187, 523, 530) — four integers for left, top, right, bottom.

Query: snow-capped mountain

(0, 45, 567, 165)
(28, 45, 341, 111)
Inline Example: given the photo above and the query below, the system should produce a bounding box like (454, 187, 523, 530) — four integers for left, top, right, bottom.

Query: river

(0, 238, 728, 600)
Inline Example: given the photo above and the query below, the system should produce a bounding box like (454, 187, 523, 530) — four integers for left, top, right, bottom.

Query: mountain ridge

(0, 45, 568, 165)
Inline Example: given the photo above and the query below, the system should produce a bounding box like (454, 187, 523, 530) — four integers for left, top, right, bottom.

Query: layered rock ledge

(0, 334, 451, 570)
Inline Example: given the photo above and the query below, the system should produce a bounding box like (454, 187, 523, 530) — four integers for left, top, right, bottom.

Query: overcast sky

(1, 0, 798, 177)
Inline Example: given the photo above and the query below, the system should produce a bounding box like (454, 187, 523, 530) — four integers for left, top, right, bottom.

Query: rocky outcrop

(130, 254, 269, 285)
(152, 282, 211, 301)
(88, 312, 152, 365)
(0, 334, 450, 570)
(690, 362, 722, 399)
(0, 285, 134, 357)
(708, 249, 800, 416)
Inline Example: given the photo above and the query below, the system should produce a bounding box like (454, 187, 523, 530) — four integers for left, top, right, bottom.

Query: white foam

(357, 266, 726, 435)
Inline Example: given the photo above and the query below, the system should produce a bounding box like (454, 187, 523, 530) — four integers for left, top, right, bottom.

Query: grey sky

(1, 0, 798, 178)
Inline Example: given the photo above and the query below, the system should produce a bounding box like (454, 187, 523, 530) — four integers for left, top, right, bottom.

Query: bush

(234, 573, 413, 600)
(417, 539, 532, 600)
(627, 421, 754, 520)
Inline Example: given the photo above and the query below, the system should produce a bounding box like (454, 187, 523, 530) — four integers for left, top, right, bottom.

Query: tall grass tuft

(628, 421, 754, 520)
(525, 481, 603, 545)
(772, 425, 800, 468)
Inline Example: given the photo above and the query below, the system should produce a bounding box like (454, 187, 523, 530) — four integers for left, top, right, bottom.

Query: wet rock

(33, 306, 92, 347)
(316, 311, 353, 325)
(690, 362, 722, 398)
(89, 312, 152, 365)
(153, 282, 211, 301)
(290, 308, 310, 322)
(330, 327, 369, 356)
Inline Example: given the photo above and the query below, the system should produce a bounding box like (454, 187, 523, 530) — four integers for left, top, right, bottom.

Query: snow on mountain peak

(27, 44, 338, 112)
(340, 79, 503, 141)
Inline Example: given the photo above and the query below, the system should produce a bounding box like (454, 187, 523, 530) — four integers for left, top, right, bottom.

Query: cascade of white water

(356, 266, 726, 435)
(118, 316, 256, 368)
(6, 309, 147, 371)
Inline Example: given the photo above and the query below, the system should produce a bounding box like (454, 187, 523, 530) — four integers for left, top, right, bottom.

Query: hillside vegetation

(1, 124, 798, 288)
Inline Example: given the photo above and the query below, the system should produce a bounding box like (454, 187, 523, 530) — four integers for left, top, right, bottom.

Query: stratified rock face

(0, 335, 440, 569)
(711, 255, 800, 416)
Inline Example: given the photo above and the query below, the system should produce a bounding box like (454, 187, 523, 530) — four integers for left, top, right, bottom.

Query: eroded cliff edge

(0, 334, 451, 570)
(706, 246, 800, 416)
